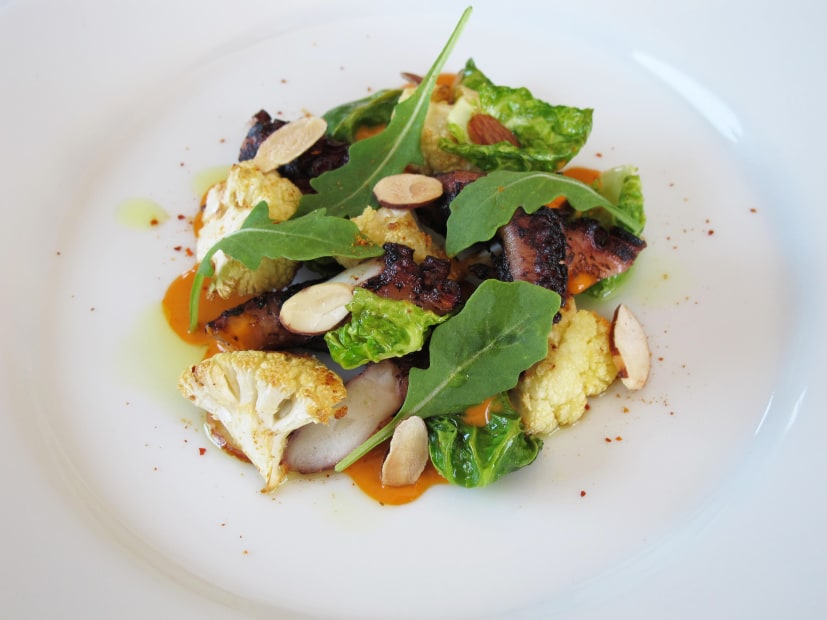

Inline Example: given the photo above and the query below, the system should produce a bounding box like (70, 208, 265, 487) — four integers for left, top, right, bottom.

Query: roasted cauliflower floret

(178, 350, 346, 491)
(512, 302, 618, 435)
(197, 161, 303, 299)
(339, 206, 446, 268)
(399, 85, 473, 174)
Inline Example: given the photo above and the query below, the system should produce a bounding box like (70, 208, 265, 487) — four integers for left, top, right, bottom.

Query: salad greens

(581, 166, 646, 298)
(185, 5, 648, 496)
(188, 203, 382, 330)
(323, 89, 403, 143)
(293, 7, 473, 218)
(444, 170, 640, 257)
(325, 288, 449, 370)
(334, 279, 560, 471)
(441, 59, 593, 172)
(426, 393, 543, 487)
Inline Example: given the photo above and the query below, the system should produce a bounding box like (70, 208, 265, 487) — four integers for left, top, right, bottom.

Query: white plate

(2, 1, 825, 618)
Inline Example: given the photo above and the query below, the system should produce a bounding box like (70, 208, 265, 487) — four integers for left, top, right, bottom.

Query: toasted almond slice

(253, 116, 328, 173)
(373, 173, 444, 209)
(279, 281, 354, 335)
(381, 416, 429, 487)
(610, 304, 650, 390)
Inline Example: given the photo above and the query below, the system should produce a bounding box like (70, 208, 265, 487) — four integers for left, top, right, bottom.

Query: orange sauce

(567, 271, 598, 295)
(462, 396, 501, 427)
(161, 267, 252, 358)
(343, 443, 447, 505)
(547, 166, 602, 209)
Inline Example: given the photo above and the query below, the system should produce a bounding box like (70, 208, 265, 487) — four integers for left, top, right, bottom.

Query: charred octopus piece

(362, 243, 465, 316)
(564, 217, 647, 284)
(206, 280, 325, 352)
(497, 206, 569, 305)
(416, 170, 485, 236)
(238, 109, 349, 193)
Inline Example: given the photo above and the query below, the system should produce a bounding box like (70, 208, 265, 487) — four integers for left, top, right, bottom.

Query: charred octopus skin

(564, 217, 647, 285)
(475, 206, 646, 317)
(496, 206, 569, 304)
(206, 280, 325, 352)
(362, 243, 465, 316)
(238, 110, 349, 193)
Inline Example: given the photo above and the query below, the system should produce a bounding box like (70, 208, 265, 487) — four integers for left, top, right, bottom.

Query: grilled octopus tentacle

(497, 206, 569, 303)
(361, 243, 465, 316)
(206, 280, 325, 352)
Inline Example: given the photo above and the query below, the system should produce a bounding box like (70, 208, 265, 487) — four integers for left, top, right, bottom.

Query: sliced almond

(609, 304, 650, 390)
(373, 173, 444, 209)
(279, 281, 354, 335)
(327, 258, 384, 286)
(253, 116, 328, 173)
(381, 416, 429, 487)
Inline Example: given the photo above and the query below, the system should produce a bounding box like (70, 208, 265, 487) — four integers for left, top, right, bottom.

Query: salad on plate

(168, 7, 650, 504)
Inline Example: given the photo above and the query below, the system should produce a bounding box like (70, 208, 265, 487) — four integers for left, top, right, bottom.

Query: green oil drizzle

(116, 197, 170, 229)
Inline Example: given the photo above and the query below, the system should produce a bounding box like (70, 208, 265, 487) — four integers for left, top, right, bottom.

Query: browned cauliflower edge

(177, 350, 346, 492)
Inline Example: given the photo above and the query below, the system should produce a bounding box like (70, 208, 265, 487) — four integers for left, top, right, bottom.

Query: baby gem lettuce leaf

(294, 7, 473, 219)
(426, 393, 543, 487)
(335, 279, 559, 471)
(325, 288, 449, 370)
(440, 59, 593, 172)
(188, 203, 383, 330)
(444, 170, 641, 256)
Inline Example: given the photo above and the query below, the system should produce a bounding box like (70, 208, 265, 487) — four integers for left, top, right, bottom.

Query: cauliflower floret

(339, 205, 446, 268)
(197, 161, 303, 298)
(512, 302, 618, 435)
(178, 350, 346, 491)
(398, 85, 473, 175)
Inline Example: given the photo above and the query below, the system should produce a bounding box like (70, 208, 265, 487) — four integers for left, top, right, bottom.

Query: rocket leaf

(294, 6, 473, 218)
(444, 169, 639, 256)
(188, 202, 383, 330)
(334, 279, 559, 471)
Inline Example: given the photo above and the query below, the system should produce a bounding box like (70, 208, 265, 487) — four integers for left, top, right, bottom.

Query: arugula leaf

(323, 88, 403, 143)
(294, 6, 473, 218)
(334, 279, 559, 471)
(440, 59, 593, 172)
(325, 288, 449, 370)
(426, 393, 543, 487)
(444, 170, 639, 256)
(188, 202, 383, 330)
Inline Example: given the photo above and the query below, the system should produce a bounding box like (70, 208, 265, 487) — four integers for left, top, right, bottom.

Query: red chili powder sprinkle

(604, 437, 612, 443)
(580, 490, 587, 497)
(150, 218, 159, 226)
(199, 447, 207, 456)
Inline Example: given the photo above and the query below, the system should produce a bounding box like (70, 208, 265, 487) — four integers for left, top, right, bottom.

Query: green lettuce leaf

(188, 203, 383, 330)
(294, 7, 473, 218)
(594, 165, 645, 235)
(581, 166, 646, 298)
(325, 288, 449, 369)
(335, 279, 559, 471)
(439, 59, 592, 172)
(426, 393, 543, 487)
(323, 89, 403, 143)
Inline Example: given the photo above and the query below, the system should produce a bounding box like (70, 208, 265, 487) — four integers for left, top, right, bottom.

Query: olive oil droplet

(116, 197, 169, 229)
